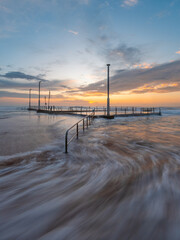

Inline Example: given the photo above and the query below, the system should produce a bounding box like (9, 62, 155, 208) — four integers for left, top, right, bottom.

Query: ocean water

(0, 106, 180, 240)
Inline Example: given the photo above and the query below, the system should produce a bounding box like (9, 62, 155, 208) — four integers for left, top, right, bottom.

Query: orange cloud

(133, 62, 155, 69)
(131, 82, 179, 94)
(176, 50, 180, 54)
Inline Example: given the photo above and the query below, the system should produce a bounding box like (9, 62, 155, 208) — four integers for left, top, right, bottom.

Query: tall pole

(48, 90, 50, 109)
(29, 88, 32, 109)
(38, 81, 42, 110)
(107, 64, 110, 116)
(44, 96, 47, 107)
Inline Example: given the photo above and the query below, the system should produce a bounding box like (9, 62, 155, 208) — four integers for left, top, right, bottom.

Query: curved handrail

(65, 110, 95, 153)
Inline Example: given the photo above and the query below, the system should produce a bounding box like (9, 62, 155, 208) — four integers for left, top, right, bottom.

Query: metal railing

(65, 110, 95, 153)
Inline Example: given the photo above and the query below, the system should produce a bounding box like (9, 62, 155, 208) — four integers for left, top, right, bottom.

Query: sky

(0, 0, 180, 107)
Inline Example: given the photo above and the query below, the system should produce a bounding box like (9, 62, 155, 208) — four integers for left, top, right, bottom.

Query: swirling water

(0, 107, 180, 240)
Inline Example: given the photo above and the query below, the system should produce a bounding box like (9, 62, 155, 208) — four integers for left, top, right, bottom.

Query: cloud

(77, 60, 180, 94)
(0, 91, 38, 99)
(0, 71, 47, 82)
(2, 60, 180, 101)
(176, 50, 180, 54)
(68, 30, 79, 35)
(156, 10, 170, 18)
(0, 79, 40, 89)
(131, 83, 179, 94)
(105, 44, 141, 66)
(77, 0, 89, 4)
(0, 4, 11, 13)
(121, 0, 138, 7)
(133, 62, 155, 69)
(0, 71, 74, 91)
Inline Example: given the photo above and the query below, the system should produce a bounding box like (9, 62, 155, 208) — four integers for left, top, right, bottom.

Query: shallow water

(0, 107, 180, 240)
(0, 108, 80, 156)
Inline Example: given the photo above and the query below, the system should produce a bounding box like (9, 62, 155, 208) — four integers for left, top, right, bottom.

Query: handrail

(65, 110, 95, 153)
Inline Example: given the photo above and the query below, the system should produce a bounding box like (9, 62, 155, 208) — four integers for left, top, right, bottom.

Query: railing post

(65, 131, 68, 153)
(86, 117, 88, 128)
(83, 119, 85, 131)
(77, 123, 79, 139)
(159, 108, 161, 115)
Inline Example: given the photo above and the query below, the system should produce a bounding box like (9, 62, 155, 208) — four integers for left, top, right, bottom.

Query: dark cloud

(78, 60, 180, 94)
(105, 44, 141, 66)
(0, 71, 47, 81)
(0, 79, 36, 89)
(0, 91, 38, 98)
(0, 73, 72, 92)
(99, 34, 108, 42)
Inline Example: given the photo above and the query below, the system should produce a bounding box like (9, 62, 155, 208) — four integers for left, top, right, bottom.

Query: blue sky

(0, 0, 180, 106)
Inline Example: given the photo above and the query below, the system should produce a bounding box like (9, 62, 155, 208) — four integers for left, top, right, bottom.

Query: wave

(0, 109, 180, 240)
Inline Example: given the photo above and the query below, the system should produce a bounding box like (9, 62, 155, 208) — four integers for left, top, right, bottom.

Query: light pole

(48, 90, 51, 109)
(107, 64, 110, 116)
(38, 81, 42, 110)
(44, 96, 47, 109)
(29, 88, 32, 109)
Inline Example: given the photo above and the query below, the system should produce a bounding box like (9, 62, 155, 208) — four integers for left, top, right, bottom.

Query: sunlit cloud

(133, 62, 156, 69)
(76, 60, 180, 95)
(121, 0, 138, 7)
(131, 82, 179, 94)
(68, 30, 79, 35)
(176, 50, 180, 54)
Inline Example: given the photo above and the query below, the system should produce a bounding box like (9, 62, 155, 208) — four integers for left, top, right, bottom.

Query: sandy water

(0, 107, 180, 240)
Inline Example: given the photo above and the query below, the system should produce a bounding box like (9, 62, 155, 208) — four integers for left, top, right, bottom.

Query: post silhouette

(38, 81, 42, 110)
(48, 90, 51, 109)
(29, 89, 32, 109)
(107, 64, 110, 116)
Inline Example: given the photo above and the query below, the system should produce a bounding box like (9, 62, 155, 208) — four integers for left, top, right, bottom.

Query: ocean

(0, 106, 180, 240)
